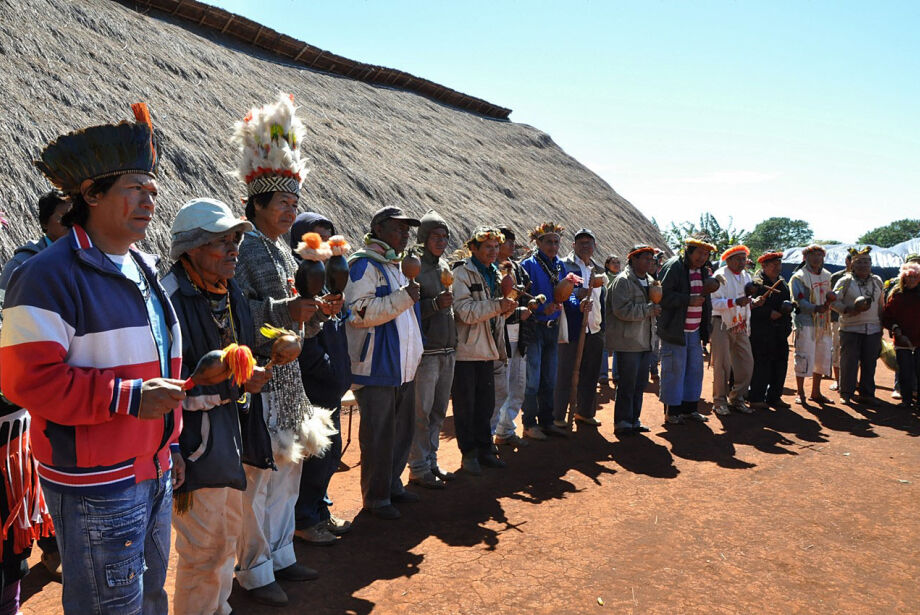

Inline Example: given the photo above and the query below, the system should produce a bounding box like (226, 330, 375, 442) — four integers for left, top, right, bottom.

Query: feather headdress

(529, 222, 564, 242)
(34, 103, 159, 193)
(231, 92, 309, 197)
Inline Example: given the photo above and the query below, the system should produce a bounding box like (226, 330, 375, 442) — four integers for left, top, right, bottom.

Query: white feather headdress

(231, 92, 309, 197)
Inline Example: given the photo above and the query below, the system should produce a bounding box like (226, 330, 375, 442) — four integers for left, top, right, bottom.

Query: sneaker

(829, 382, 839, 391)
(686, 411, 709, 423)
(409, 472, 446, 490)
(714, 403, 731, 416)
(294, 522, 338, 546)
(365, 504, 401, 520)
(275, 563, 319, 582)
(545, 424, 570, 438)
(633, 423, 651, 433)
(461, 452, 482, 475)
(249, 581, 289, 606)
(324, 515, 352, 535)
(613, 420, 634, 434)
(431, 466, 456, 481)
(552, 419, 568, 428)
(731, 400, 754, 414)
(665, 414, 685, 425)
(574, 414, 601, 426)
(892, 390, 902, 400)
(523, 426, 548, 440)
(495, 433, 529, 447)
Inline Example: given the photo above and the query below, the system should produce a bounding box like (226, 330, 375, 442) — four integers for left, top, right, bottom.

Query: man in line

(657, 237, 715, 424)
(163, 198, 273, 615)
(748, 251, 793, 410)
(0, 190, 71, 298)
(710, 245, 760, 416)
(290, 212, 354, 545)
(599, 254, 621, 387)
(554, 229, 605, 428)
(790, 245, 834, 404)
(831, 248, 885, 405)
(520, 223, 567, 440)
(345, 207, 424, 520)
(607, 245, 661, 435)
(1, 104, 186, 614)
(828, 252, 852, 392)
(407, 210, 456, 490)
(492, 227, 532, 448)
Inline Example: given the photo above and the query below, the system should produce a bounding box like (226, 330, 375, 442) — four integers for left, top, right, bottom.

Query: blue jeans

(658, 329, 705, 411)
(295, 406, 342, 529)
(896, 348, 920, 404)
(522, 323, 558, 428)
(614, 351, 653, 426)
(43, 472, 173, 615)
(599, 350, 619, 381)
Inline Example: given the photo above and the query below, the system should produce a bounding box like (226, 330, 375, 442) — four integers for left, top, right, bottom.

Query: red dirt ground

(21, 360, 920, 614)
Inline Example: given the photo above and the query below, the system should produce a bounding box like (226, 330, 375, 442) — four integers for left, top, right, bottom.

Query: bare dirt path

(21, 362, 919, 614)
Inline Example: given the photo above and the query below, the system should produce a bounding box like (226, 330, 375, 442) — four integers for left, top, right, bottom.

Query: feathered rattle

(259, 324, 303, 367)
(183, 343, 256, 390)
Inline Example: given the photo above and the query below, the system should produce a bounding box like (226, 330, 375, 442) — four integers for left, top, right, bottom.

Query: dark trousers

(354, 382, 415, 509)
(452, 360, 495, 455)
(839, 331, 882, 397)
(614, 351, 652, 426)
(553, 331, 604, 421)
(295, 405, 342, 529)
(896, 348, 920, 404)
(523, 323, 558, 428)
(749, 337, 788, 404)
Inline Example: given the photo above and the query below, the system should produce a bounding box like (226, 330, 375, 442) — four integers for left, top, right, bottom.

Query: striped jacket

(0, 226, 182, 493)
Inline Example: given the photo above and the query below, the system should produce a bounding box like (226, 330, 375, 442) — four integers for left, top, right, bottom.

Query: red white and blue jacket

(0, 226, 182, 493)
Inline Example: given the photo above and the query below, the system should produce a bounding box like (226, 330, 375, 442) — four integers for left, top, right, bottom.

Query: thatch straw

(0, 0, 663, 267)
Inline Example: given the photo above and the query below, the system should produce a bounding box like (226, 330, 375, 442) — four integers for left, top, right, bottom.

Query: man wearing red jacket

(0, 105, 186, 614)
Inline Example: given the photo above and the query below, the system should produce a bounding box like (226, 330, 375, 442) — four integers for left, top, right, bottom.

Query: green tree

(743, 217, 813, 259)
(663, 213, 745, 256)
(813, 239, 842, 245)
(857, 219, 920, 247)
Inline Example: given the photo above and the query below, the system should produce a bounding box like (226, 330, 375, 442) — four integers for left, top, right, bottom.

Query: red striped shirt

(685, 269, 703, 332)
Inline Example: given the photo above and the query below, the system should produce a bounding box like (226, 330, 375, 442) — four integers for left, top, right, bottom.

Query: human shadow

(714, 411, 799, 456)
(608, 432, 679, 478)
(845, 398, 920, 437)
(800, 400, 878, 438)
(657, 409, 756, 470)
(758, 405, 828, 444)
(19, 561, 59, 606)
(228, 406, 620, 614)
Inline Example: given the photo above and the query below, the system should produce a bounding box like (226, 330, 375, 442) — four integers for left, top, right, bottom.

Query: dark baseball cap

(574, 228, 596, 241)
(370, 206, 421, 228)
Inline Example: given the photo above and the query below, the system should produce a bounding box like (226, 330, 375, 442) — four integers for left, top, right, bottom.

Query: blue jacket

(298, 309, 352, 408)
(521, 251, 564, 324)
(344, 256, 422, 387)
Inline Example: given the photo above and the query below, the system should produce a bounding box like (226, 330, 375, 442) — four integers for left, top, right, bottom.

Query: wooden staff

(566, 275, 604, 426)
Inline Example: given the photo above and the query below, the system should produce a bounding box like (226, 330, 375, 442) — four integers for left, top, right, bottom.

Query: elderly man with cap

(607, 245, 661, 434)
(405, 210, 457, 490)
(519, 222, 567, 440)
(710, 245, 761, 415)
(161, 198, 273, 615)
(831, 247, 885, 405)
(790, 244, 834, 404)
(344, 206, 424, 520)
(287, 212, 353, 546)
(0, 103, 186, 614)
(748, 251, 793, 410)
(553, 228, 606, 429)
(657, 237, 716, 424)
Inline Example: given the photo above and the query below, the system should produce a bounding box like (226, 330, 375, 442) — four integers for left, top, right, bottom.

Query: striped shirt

(685, 269, 703, 332)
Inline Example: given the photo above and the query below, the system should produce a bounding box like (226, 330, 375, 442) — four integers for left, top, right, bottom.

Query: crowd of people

(0, 95, 917, 615)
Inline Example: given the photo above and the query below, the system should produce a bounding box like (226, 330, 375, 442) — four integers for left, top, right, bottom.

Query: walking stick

(566, 276, 604, 426)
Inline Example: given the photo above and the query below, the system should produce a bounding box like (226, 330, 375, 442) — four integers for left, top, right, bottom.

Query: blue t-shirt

(107, 253, 171, 377)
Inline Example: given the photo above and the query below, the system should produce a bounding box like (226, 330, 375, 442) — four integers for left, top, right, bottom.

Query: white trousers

(172, 487, 242, 615)
(235, 456, 303, 589)
(492, 338, 526, 438)
(794, 326, 832, 378)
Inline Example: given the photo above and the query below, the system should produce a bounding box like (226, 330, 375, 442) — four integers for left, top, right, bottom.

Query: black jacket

(298, 307, 352, 409)
(163, 263, 274, 490)
(750, 271, 793, 353)
(657, 255, 713, 345)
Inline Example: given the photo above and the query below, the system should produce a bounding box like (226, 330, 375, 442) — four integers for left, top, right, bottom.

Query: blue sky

(209, 1, 919, 243)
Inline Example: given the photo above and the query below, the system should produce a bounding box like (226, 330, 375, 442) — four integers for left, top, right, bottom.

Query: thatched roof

(0, 0, 663, 265)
